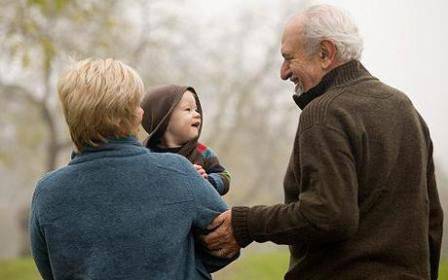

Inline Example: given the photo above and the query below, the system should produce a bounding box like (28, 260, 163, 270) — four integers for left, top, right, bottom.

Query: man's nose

(280, 62, 291, 81)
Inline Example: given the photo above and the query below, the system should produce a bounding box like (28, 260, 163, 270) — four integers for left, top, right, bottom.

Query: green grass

(440, 260, 448, 280)
(2, 253, 448, 280)
(0, 258, 40, 280)
(213, 249, 289, 280)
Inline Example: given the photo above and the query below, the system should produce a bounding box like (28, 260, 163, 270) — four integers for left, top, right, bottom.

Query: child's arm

(207, 168, 231, 196)
(199, 146, 231, 195)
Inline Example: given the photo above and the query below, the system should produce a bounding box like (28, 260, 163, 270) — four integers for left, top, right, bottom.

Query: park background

(1, 0, 447, 279)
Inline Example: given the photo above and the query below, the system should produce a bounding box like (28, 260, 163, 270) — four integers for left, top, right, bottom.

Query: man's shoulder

(333, 78, 410, 105)
(299, 79, 414, 132)
(332, 78, 410, 109)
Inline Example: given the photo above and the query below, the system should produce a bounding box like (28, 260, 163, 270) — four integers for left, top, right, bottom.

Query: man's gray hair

(301, 4, 363, 62)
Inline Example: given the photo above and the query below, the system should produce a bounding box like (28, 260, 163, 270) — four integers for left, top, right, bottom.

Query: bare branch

(56, 140, 74, 151)
(0, 81, 41, 106)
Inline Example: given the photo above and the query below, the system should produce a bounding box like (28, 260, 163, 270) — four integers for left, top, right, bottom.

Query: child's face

(164, 90, 201, 146)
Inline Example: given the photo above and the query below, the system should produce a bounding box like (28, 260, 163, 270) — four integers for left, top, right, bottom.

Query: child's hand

(194, 164, 208, 179)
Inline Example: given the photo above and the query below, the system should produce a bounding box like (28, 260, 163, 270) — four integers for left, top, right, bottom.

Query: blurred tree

(0, 0, 308, 258)
(0, 0, 186, 170)
(148, 4, 303, 205)
(0, 0, 161, 257)
(0, 0, 131, 171)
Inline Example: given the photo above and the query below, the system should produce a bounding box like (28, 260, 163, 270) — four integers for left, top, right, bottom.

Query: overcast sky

(185, 0, 448, 171)
(320, 0, 448, 170)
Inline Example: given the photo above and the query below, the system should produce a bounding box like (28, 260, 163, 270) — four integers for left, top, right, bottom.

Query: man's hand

(194, 164, 208, 179)
(202, 210, 241, 258)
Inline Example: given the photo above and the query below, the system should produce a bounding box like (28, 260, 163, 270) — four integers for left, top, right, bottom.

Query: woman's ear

(136, 106, 144, 124)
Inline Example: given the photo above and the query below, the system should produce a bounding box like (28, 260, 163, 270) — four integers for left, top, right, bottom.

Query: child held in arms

(141, 85, 231, 195)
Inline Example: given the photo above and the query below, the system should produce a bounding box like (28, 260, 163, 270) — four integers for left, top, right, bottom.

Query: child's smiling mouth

(191, 121, 201, 128)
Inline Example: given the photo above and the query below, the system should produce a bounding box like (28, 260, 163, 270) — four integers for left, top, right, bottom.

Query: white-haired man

(203, 4, 443, 279)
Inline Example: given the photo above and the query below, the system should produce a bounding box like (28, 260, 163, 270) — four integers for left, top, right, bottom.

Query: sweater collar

(85, 136, 141, 151)
(71, 136, 142, 160)
(150, 145, 182, 154)
(293, 60, 372, 110)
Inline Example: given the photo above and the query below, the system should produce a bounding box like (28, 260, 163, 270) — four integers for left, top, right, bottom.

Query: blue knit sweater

(30, 136, 235, 280)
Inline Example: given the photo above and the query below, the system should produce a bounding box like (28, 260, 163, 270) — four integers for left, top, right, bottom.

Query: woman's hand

(194, 164, 208, 179)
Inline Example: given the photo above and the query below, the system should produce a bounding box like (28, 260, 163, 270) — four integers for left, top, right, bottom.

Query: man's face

(280, 19, 324, 95)
(164, 90, 201, 146)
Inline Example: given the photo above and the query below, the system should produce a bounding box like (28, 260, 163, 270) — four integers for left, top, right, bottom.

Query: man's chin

(294, 88, 304, 96)
(294, 83, 304, 96)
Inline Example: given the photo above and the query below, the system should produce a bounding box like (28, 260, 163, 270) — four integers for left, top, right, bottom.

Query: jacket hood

(141, 84, 203, 159)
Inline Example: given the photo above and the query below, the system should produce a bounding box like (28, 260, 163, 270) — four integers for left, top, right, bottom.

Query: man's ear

(319, 40, 337, 69)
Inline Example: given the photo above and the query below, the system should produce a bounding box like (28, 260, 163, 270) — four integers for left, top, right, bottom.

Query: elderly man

(204, 4, 443, 279)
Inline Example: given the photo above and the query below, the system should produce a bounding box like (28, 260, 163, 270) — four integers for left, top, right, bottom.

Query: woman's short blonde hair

(57, 58, 144, 151)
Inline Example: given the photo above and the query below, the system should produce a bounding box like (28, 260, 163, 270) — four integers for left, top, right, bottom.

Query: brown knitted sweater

(232, 60, 443, 280)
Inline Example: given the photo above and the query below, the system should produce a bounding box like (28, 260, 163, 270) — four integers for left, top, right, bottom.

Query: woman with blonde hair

(29, 58, 236, 280)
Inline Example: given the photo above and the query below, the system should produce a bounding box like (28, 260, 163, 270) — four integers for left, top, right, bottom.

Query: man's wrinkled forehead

(281, 17, 304, 55)
(284, 13, 304, 34)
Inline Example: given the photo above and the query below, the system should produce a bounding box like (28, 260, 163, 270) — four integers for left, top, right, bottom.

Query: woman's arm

(30, 190, 54, 280)
(186, 169, 239, 272)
